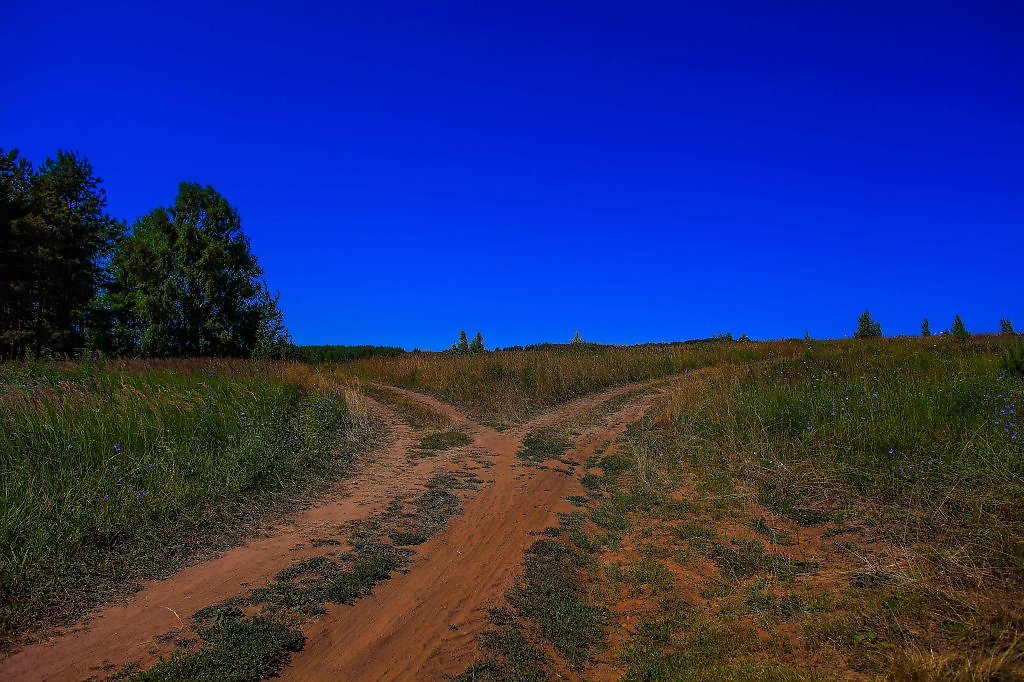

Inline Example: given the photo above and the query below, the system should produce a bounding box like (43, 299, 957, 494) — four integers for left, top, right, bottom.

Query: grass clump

(388, 473, 464, 546)
(508, 539, 605, 666)
(133, 617, 303, 681)
(454, 607, 548, 682)
(708, 539, 818, 582)
(518, 428, 571, 463)
(417, 429, 472, 452)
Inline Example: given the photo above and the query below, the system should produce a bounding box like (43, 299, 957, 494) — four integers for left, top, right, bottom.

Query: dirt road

(0, 379, 669, 681)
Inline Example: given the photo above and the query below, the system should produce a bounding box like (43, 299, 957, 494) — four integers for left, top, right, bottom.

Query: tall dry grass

(344, 342, 797, 425)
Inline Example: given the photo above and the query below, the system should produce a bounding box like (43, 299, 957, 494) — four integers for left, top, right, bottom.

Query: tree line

(854, 310, 1015, 340)
(1, 148, 291, 359)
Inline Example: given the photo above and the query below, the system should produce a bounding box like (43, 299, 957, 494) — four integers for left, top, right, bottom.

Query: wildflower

(888, 449, 894, 454)
(114, 443, 121, 453)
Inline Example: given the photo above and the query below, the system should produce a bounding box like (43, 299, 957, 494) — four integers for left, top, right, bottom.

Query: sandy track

(1, 378, 674, 681)
(0, 398, 444, 681)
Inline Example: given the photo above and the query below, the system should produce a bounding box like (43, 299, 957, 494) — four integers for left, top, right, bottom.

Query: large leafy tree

(0, 149, 123, 358)
(113, 182, 289, 356)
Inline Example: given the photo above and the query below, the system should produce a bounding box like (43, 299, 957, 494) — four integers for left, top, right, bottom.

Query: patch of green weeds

(132, 617, 304, 681)
(591, 493, 631, 534)
(454, 607, 549, 682)
(508, 539, 606, 666)
(191, 604, 245, 625)
(597, 450, 631, 479)
(749, 516, 794, 545)
(518, 428, 571, 463)
(743, 581, 810, 620)
(417, 429, 472, 452)
(708, 538, 818, 582)
(387, 473, 464, 546)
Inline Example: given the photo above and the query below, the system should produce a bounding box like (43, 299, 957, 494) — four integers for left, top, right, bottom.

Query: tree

(112, 182, 278, 356)
(252, 288, 295, 359)
(0, 149, 36, 358)
(1000, 318, 1016, 336)
(854, 310, 882, 338)
(921, 319, 931, 337)
(570, 329, 585, 345)
(468, 331, 485, 353)
(951, 314, 969, 341)
(451, 330, 469, 354)
(0, 149, 123, 358)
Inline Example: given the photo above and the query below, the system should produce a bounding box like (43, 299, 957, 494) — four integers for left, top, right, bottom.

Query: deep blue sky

(4, 1, 1022, 348)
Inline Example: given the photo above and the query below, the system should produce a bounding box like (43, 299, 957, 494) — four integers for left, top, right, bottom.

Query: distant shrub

(451, 330, 470, 354)
(951, 314, 970, 341)
(1000, 318, 1016, 336)
(921, 319, 931, 337)
(854, 310, 882, 338)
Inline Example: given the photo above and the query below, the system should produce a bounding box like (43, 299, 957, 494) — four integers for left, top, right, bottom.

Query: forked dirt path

(0, 376, 677, 681)
(280, 383, 666, 681)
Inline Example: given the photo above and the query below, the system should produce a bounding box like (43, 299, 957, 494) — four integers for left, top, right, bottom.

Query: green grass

(0, 358, 372, 645)
(666, 336, 1024, 578)
(387, 475, 464, 546)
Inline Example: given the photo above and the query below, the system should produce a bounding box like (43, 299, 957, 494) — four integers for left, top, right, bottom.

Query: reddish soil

(282, 388, 659, 681)
(0, 379, 669, 681)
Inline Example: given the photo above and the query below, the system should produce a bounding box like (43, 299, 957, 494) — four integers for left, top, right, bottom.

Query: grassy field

(459, 335, 1024, 680)
(344, 342, 794, 426)
(0, 358, 375, 646)
(4, 336, 1023, 680)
